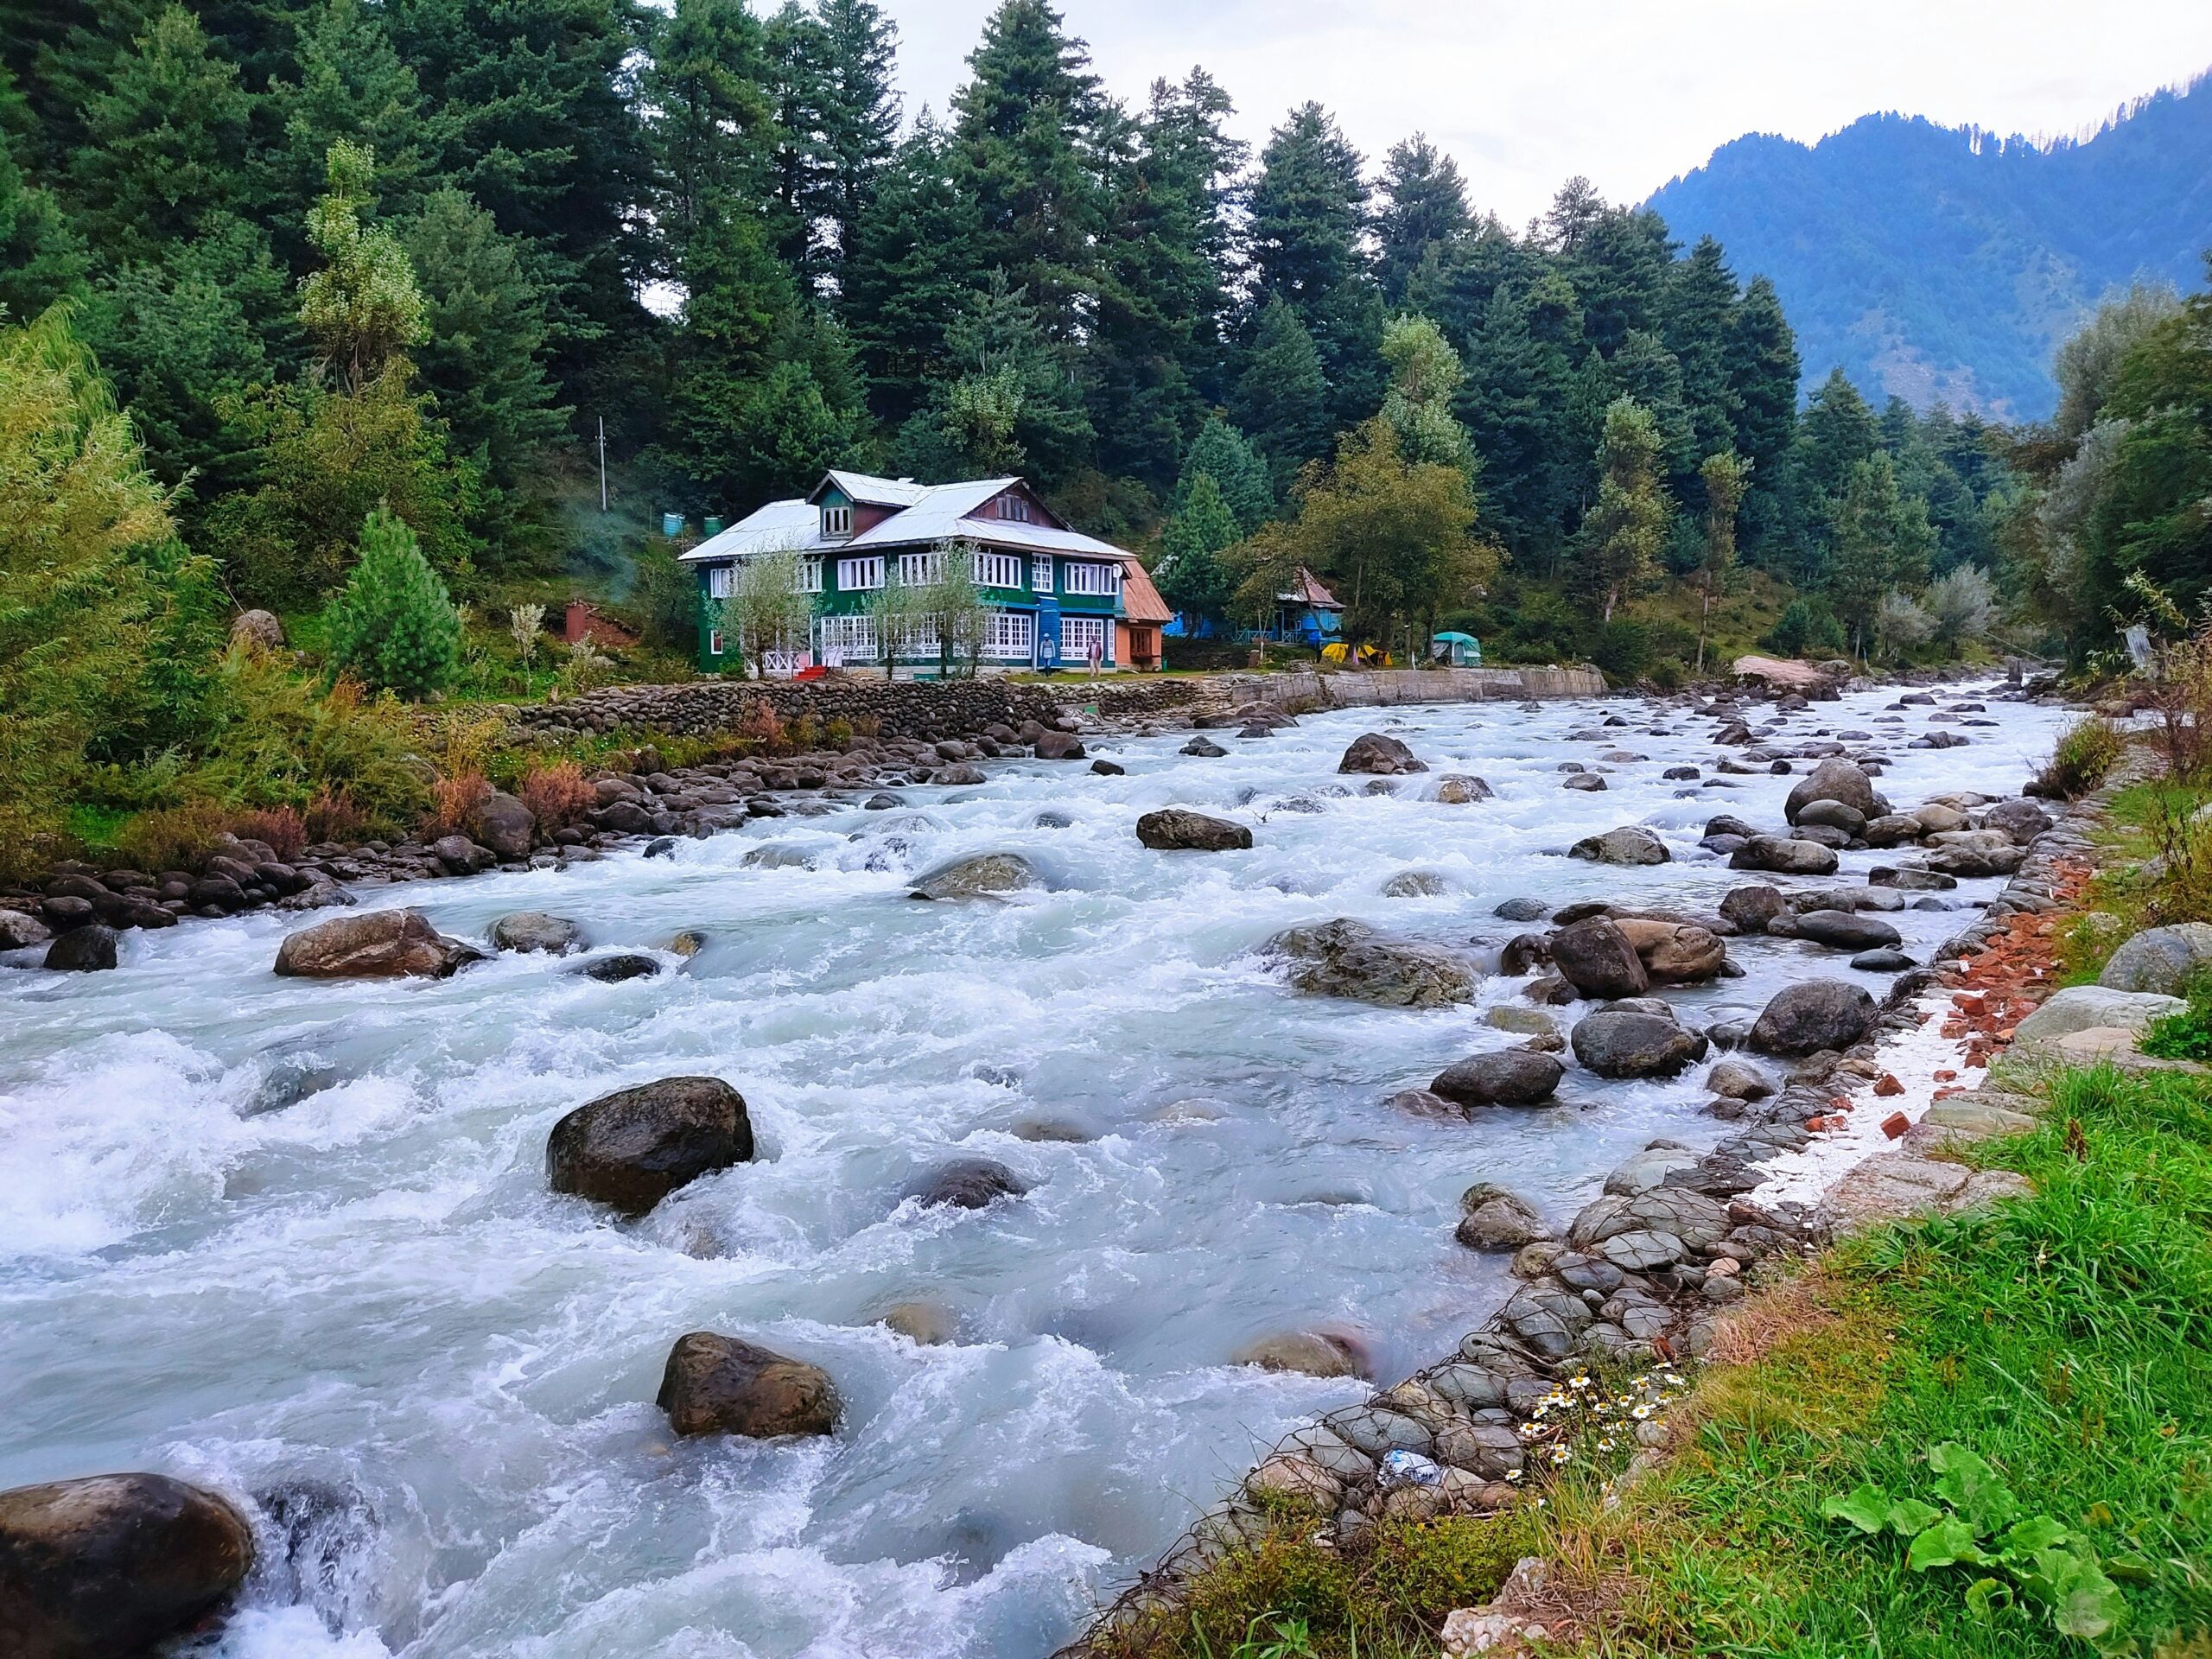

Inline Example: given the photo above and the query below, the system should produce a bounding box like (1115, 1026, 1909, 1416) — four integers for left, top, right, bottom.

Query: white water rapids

(0, 683, 2066, 1658)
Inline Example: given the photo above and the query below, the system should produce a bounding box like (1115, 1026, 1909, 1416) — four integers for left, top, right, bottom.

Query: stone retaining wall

(501, 678, 1068, 744)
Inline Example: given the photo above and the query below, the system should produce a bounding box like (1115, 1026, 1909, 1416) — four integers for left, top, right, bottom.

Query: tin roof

(1121, 562, 1174, 626)
(680, 472, 1139, 569)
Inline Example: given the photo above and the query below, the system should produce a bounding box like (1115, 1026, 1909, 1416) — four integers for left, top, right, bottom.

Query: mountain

(1647, 70, 2212, 420)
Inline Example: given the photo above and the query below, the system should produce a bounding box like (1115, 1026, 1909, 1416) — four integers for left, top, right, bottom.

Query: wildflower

(1504, 1467, 1522, 1481)
(1631, 1403, 1652, 1420)
(1663, 1372, 1684, 1386)
(1568, 1374, 1591, 1389)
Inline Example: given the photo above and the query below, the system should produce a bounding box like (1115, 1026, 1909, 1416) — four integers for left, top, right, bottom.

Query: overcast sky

(884, 0, 2212, 226)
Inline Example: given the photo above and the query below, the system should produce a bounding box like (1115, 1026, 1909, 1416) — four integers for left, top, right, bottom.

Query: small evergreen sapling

(324, 507, 460, 697)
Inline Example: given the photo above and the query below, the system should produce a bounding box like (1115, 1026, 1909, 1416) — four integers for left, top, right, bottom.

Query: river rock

(1548, 917, 1649, 999)
(2013, 984, 2186, 1042)
(1784, 759, 1882, 823)
(1455, 1184, 1553, 1250)
(0, 1473, 255, 1659)
(1235, 1331, 1370, 1379)
(1981, 798, 2053, 843)
(1731, 836, 1840, 876)
(1434, 775, 1492, 803)
(273, 908, 480, 978)
(0, 909, 54, 950)
(877, 1301, 957, 1344)
(1852, 948, 1917, 971)
(1571, 1008, 1707, 1077)
(908, 852, 1039, 900)
(1748, 979, 1878, 1057)
(1135, 808, 1252, 851)
(1561, 772, 1607, 791)
(1923, 830, 2027, 878)
(1795, 910, 1904, 951)
(546, 1076, 753, 1214)
(1912, 802, 1968, 834)
(1492, 897, 1548, 923)
(474, 791, 536, 859)
(1718, 884, 1787, 934)
(657, 1332, 841, 1438)
(1178, 737, 1225, 759)
(1033, 730, 1085, 760)
(1862, 812, 1924, 848)
(1568, 825, 1670, 866)
(574, 952, 661, 982)
(908, 1156, 1028, 1210)
(1795, 798, 1867, 837)
(1611, 918, 1726, 983)
(43, 925, 119, 972)
(2096, 923, 2212, 996)
(1430, 1048, 1564, 1108)
(1264, 918, 1479, 1007)
(491, 912, 586, 955)
(1338, 732, 1427, 774)
(1705, 1058, 1776, 1100)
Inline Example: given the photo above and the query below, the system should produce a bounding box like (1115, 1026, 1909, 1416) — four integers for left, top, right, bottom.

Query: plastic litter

(1379, 1448, 1444, 1488)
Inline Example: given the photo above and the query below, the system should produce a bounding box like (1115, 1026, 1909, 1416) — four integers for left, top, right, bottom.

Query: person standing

(1087, 632, 1104, 678)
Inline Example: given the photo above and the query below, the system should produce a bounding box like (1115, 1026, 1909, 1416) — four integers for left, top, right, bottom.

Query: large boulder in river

(1611, 918, 1726, 984)
(1730, 835, 1839, 876)
(1263, 918, 1478, 1007)
(1748, 979, 1878, 1057)
(0, 909, 54, 950)
(1568, 825, 1669, 866)
(0, 1473, 255, 1659)
(2096, 923, 2212, 997)
(547, 1076, 753, 1214)
(1784, 759, 1883, 824)
(273, 908, 480, 978)
(1570, 1008, 1707, 1078)
(492, 912, 586, 955)
(1430, 1048, 1564, 1108)
(908, 852, 1038, 900)
(1795, 910, 1902, 952)
(43, 925, 119, 973)
(658, 1332, 841, 1438)
(1135, 808, 1252, 851)
(472, 791, 536, 860)
(1547, 917, 1649, 999)
(1719, 885, 1787, 934)
(1338, 732, 1427, 774)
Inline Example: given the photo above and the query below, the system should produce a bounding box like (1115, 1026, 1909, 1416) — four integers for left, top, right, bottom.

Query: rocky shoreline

(1073, 688, 2100, 1654)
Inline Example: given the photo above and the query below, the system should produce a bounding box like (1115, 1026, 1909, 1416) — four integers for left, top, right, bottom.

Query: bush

(423, 772, 489, 838)
(114, 800, 233, 872)
(304, 786, 369, 845)
(2032, 715, 2126, 798)
(2140, 973, 2212, 1061)
(324, 507, 461, 699)
(1763, 596, 1847, 658)
(1592, 618, 1650, 679)
(518, 762, 596, 831)
(230, 804, 306, 861)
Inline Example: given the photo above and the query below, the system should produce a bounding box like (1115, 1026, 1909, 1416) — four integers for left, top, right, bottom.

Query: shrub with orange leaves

(518, 762, 598, 831)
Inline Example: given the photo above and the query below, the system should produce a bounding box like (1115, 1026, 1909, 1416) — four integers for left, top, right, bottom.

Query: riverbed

(0, 682, 2067, 1658)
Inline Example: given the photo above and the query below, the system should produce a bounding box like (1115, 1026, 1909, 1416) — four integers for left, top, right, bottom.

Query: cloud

(884, 0, 2212, 223)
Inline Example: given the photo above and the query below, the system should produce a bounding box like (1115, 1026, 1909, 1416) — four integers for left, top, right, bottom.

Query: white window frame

(705, 565, 733, 600)
(708, 628, 726, 656)
(1062, 614, 1110, 664)
(896, 550, 941, 587)
(997, 493, 1032, 523)
(823, 504, 853, 538)
(837, 556, 884, 592)
(1032, 554, 1052, 594)
(817, 613, 877, 661)
(972, 550, 1022, 589)
(982, 609, 1034, 660)
(796, 556, 823, 593)
(901, 617, 941, 656)
(1062, 560, 1122, 597)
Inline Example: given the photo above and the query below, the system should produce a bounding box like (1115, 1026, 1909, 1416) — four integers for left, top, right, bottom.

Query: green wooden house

(679, 470, 1169, 674)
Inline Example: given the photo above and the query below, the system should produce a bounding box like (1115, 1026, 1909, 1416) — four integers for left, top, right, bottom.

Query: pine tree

(1232, 297, 1332, 493)
(1541, 176, 1605, 256)
(0, 69, 86, 319)
(1375, 134, 1471, 306)
(1662, 235, 1741, 466)
(1604, 329, 1697, 481)
(1173, 416, 1273, 533)
(70, 6, 254, 261)
(402, 188, 568, 489)
(1155, 469, 1239, 622)
(1455, 271, 1585, 567)
(647, 0, 777, 283)
(812, 0, 899, 283)
(1380, 312, 1474, 474)
(1575, 396, 1671, 621)
(277, 0, 436, 238)
(842, 111, 977, 425)
(1563, 203, 1671, 358)
(324, 505, 461, 697)
(1825, 449, 1934, 655)
(933, 269, 1090, 484)
(1245, 102, 1382, 427)
(949, 0, 1104, 346)
(1726, 273, 1799, 563)
(1694, 449, 1750, 671)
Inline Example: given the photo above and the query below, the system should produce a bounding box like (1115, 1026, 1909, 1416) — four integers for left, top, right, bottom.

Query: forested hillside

(1649, 72, 2212, 419)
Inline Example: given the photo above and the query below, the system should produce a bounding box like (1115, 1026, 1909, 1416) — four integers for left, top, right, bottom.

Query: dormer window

(996, 493, 1032, 523)
(823, 504, 853, 539)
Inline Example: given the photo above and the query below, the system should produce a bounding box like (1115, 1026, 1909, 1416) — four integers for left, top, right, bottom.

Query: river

(0, 681, 2066, 1658)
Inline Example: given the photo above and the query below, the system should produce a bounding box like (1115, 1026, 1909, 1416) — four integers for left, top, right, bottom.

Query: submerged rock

(908, 853, 1039, 900)
(657, 1332, 841, 1439)
(573, 952, 662, 982)
(273, 909, 480, 978)
(546, 1076, 753, 1214)
(1135, 808, 1252, 851)
(907, 1157, 1028, 1211)
(1264, 918, 1479, 1007)
(1433, 774, 1493, 804)
(0, 1473, 255, 1659)
(1794, 910, 1903, 952)
(1235, 1330, 1371, 1379)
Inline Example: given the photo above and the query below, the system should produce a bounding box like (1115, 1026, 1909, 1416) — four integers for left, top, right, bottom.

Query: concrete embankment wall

(1222, 664, 1605, 709)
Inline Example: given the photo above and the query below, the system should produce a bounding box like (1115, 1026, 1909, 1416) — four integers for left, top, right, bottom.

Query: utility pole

(597, 416, 608, 512)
